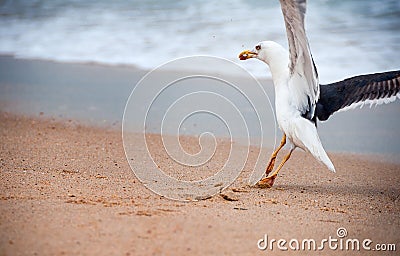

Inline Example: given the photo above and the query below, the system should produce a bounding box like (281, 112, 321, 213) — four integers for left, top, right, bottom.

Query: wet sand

(0, 112, 399, 255)
(1, 56, 400, 155)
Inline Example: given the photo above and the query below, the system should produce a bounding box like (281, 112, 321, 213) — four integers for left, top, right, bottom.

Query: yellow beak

(238, 50, 257, 60)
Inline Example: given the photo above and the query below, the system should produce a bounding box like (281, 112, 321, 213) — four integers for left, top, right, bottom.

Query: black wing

(316, 70, 400, 121)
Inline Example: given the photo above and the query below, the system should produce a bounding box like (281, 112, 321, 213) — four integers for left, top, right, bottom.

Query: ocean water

(0, 0, 399, 83)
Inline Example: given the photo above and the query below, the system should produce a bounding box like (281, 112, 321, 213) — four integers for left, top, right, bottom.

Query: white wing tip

(338, 92, 400, 113)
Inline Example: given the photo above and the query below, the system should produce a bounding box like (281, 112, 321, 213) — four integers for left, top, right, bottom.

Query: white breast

(274, 79, 300, 136)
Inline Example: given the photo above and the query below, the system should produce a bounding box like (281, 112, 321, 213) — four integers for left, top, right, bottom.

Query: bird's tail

(309, 142, 336, 173)
(295, 119, 336, 172)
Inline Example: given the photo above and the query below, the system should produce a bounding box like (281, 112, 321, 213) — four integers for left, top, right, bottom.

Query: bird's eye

(255, 45, 261, 50)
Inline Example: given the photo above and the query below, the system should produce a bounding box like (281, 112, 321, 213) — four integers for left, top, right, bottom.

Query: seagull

(238, 0, 400, 188)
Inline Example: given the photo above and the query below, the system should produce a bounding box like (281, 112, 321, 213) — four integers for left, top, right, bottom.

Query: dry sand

(0, 112, 399, 255)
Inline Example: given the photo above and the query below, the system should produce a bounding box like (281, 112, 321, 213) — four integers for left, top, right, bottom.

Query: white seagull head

(239, 41, 288, 65)
(239, 41, 289, 79)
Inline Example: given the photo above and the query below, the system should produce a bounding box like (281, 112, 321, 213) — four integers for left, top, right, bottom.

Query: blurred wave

(0, 0, 399, 82)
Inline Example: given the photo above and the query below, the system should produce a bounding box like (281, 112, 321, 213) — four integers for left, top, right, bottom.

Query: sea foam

(0, 0, 399, 83)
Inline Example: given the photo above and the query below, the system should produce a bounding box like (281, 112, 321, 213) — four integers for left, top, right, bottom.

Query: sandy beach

(0, 55, 399, 255)
(1, 0, 399, 254)
(1, 111, 399, 255)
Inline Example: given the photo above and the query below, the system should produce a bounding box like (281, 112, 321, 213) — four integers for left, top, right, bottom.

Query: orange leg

(265, 134, 286, 176)
(257, 148, 294, 188)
